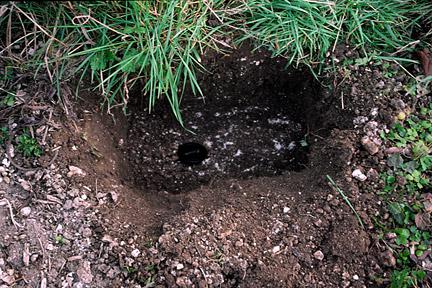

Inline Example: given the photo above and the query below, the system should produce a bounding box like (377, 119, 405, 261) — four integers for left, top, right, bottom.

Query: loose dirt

(1, 43, 430, 287)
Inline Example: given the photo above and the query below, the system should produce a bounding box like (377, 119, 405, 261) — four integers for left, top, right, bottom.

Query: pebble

(67, 166, 86, 178)
(370, 107, 379, 117)
(176, 263, 184, 270)
(30, 254, 39, 262)
(77, 261, 93, 284)
(352, 169, 367, 182)
(82, 228, 92, 238)
(313, 250, 324, 261)
(283, 207, 290, 213)
(381, 250, 396, 267)
(131, 249, 140, 258)
(0, 273, 15, 285)
(2, 158, 10, 168)
(20, 207, 31, 217)
(109, 191, 118, 203)
(272, 245, 281, 254)
(353, 116, 368, 125)
(19, 180, 32, 191)
(385, 147, 403, 154)
(366, 168, 379, 181)
(361, 136, 379, 155)
(63, 200, 73, 210)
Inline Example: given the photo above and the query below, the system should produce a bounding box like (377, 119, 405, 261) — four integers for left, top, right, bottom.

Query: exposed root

(0, 197, 23, 229)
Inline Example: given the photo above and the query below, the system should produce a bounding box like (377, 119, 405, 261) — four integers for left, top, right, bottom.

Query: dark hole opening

(177, 142, 208, 166)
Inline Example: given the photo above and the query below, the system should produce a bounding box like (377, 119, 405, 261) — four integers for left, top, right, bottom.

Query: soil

(0, 43, 431, 287)
(125, 46, 322, 194)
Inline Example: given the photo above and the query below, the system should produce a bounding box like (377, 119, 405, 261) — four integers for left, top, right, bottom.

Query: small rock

(23, 243, 30, 266)
(82, 228, 92, 238)
(45, 243, 54, 251)
(176, 263, 184, 270)
(391, 99, 406, 110)
(366, 168, 379, 181)
(370, 108, 379, 117)
(1, 273, 15, 285)
(2, 158, 10, 168)
(176, 277, 187, 286)
(19, 180, 32, 191)
(109, 191, 118, 203)
(40, 277, 47, 288)
(30, 254, 39, 262)
(20, 206, 31, 217)
(272, 246, 281, 254)
(385, 147, 403, 154)
(353, 275, 359, 281)
(313, 250, 324, 261)
(131, 249, 140, 258)
(106, 267, 120, 279)
(353, 116, 368, 125)
(77, 261, 93, 284)
(385, 232, 397, 240)
(352, 169, 367, 182)
(342, 271, 350, 280)
(63, 200, 73, 210)
(376, 80, 385, 89)
(361, 136, 379, 155)
(67, 166, 86, 178)
(381, 250, 396, 267)
(283, 207, 290, 213)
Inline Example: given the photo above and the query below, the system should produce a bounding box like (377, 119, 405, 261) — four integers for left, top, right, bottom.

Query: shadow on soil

(65, 45, 350, 242)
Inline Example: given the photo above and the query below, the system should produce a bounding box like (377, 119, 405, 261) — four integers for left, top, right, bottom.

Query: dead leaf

(424, 201, 432, 213)
(415, 213, 431, 230)
(422, 193, 432, 213)
(418, 49, 432, 76)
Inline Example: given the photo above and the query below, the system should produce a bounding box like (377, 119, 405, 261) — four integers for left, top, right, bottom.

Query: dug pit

(122, 46, 325, 194)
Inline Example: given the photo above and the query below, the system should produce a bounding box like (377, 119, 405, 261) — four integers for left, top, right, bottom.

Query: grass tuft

(1, 0, 432, 121)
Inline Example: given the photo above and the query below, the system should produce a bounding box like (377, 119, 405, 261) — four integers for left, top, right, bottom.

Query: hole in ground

(122, 46, 325, 194)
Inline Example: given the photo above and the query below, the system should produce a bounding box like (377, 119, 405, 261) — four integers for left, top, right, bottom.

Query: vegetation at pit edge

(0, 0, 431, 123)
(379, 103, 432, 288)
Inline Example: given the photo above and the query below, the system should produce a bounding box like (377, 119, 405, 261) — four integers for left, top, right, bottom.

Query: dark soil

(124, 46, 323, 194)
(2, 43, 429, 287)
(65, 44, 378, 286)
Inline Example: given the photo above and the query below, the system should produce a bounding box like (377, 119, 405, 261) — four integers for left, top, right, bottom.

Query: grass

(379, 102, 432, 288)
(1, 1, 432, 122)
(326, 174, 365, 229)
(0, 1, 431, 286)
(1, 1, 224, 125)
(225, 0, 432, 71)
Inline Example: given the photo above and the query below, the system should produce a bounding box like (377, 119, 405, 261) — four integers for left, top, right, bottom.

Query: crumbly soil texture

(1, 44, 430, 287)
(125, 47, 322, 194)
